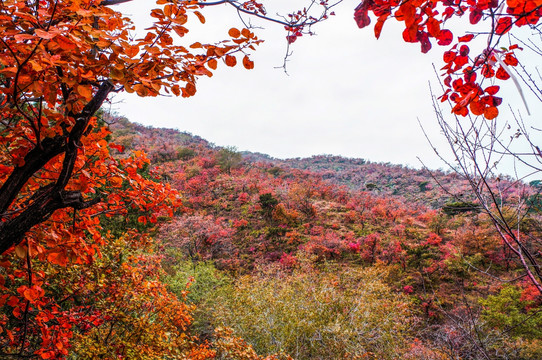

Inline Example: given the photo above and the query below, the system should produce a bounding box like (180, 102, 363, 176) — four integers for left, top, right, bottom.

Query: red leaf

(48, 252, 68, 267)
(496, 66, 511, 80)
(109, 143, 125, 153)
(470, 100, 485, 116)
(495, 17, 512, 35)
(485, 85, 500, 95)
(354, 1, 372, 29)
(469, 9, 483, 24)
(417, 31, 432, 53)
(504, 53, 518, 66)
(443, 50, 456, 63)
(443, 6, 455, 20)
(426, 18, 441, 38)
(458, 34, 474, 42)
(402, 27, 417, 43)
(437, 29, 453, 46)
(374, 15, 387, 39)
(0, 164, 12, 175)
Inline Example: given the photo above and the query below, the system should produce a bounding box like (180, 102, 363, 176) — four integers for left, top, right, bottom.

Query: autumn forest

(1, 0, 542, 359)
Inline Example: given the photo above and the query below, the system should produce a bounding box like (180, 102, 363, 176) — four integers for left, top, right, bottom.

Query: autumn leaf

(109, 176, 124, 188)
(229, 28, 241, 38)
(225, 55, 237, 67)
(47, 252, 68, 266)
(469, 9, 483, 24)
(242, 55, 254, 69)
(484, 106, 499, 119)
(485, 85, 500, 95)
(194, 11, 205, 24)
(495, 17, 512, 35)
(109, 143, 125, 153)
(354, 1, 371, 29)
(469, 100, 485, 116)
(437, 30, 453, 46)
(458, 34, 474, 42)
(77, 85, 93, 100)
(34, 29, 56, 39)
(208, 58, 218, 70)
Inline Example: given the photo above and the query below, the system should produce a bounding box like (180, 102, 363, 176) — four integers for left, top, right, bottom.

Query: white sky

(113, 0, 540, 172)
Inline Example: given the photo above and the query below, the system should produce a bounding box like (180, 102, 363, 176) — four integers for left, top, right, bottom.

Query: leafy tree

(259, 192, 279, 217)
(217, 146, 243, 174)
(0, 0, 334, 357)
(0, 0, 334, 254)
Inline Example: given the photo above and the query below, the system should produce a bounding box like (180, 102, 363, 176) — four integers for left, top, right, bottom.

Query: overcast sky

(113, 0, 540, 172)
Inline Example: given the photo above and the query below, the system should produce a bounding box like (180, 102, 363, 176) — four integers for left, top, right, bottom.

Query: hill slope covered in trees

(109, 117, 542, 359)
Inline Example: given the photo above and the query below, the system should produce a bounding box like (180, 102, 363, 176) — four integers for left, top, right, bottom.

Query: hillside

(106, 117, 542, 359)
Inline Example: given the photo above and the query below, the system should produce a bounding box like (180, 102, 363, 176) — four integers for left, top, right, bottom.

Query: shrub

(211, 262, 415, 359)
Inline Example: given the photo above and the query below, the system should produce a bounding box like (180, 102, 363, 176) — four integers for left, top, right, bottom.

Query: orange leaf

(110, 176, 123, 187)
(225, 55, 237, 67)
(34, 29, 56, 39)
(242, 55, 254, 70)
(194, 11, 205, 24)
(228, 28, 241, 38)
(48, 252, 68, 266)
(171, 84, 181, 96)
(164, 4, 173, 17)
(208, 58, 217, 70)
(241, 28, 251, 38)
(54, 35, 76, 51)
(484, 106, 499, 120)
(77, 85, 92, 100)
(469, 101, 485, 116)
(184, 83, 196, 97)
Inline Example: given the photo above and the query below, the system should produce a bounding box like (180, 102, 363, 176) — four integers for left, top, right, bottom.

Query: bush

(210, 262, 415, 359)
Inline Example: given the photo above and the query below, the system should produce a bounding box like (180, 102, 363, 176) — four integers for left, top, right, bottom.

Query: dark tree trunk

(0, 81, 114, 255)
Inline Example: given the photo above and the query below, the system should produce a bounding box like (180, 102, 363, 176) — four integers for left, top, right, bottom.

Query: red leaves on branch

(354, 0, 540, 119)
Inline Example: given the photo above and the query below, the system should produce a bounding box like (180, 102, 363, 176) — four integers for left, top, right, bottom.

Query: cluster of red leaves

(355, 0, 541, 119)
